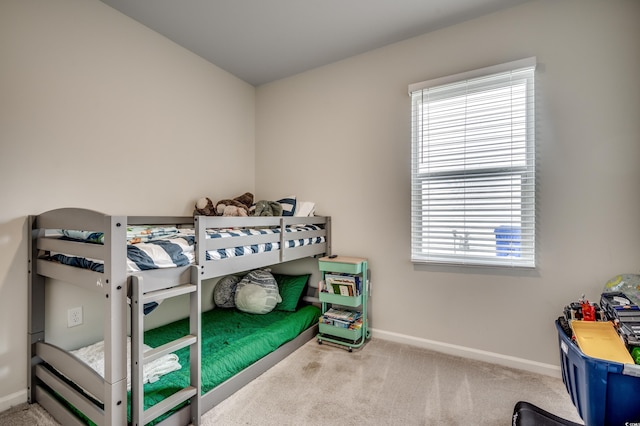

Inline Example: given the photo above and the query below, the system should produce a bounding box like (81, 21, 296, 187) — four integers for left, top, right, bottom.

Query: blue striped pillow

(277, 196, 296, 216)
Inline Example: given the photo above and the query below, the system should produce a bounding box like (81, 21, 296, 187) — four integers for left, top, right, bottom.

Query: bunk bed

(28, 208, 331, 426)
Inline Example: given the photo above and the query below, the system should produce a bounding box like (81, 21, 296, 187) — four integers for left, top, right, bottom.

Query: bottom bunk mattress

(60, 305, 321, 425)
(146, 304, 321, 397)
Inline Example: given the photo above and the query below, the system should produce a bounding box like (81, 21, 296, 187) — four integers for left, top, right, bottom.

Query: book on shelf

(331, 319, 352, 329)
(320, 311, 363, 330)
(322, 308, 361, 323)
(324, 273, 362, 296)
(349, 317, 363, 330)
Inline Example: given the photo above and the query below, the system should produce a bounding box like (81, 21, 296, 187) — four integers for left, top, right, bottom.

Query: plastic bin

(555, 320, 640, 425)
(494, 226, 521, 257)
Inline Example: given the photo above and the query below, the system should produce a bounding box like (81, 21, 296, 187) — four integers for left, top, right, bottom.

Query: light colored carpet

(0, 400, 59, 426)
(201, 338, 583, 425)
(2, 338, 583, 425)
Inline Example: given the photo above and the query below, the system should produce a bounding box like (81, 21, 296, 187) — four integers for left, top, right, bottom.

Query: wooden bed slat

(143, 386, 197, 425)
(144, 335, 197, 365)
(281, 243, 327, 262)
(35, 385, 86, 426)
(282, 216, 328, 226)
(35, 365, 105, 425)
(142, 283, 196, 304)
(36, 260, 105, 293)
(35, 208, 109, 233)
(127, 216, 194, 226)
(37, 237, 106, 260)
(35, 342, 106, 401)
(154, 404, 192, 426)
(196, 216, 281, 229)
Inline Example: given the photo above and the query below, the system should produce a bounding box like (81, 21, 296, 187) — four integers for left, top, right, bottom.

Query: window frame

(409, 58, 536, 268)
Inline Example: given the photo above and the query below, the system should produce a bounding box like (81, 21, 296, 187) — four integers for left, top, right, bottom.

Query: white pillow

(294, 201, 316, 217)
(235, 269, 282, 314)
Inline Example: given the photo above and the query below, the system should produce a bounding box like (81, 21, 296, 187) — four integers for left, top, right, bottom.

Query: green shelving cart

(317, 256, 370, 351)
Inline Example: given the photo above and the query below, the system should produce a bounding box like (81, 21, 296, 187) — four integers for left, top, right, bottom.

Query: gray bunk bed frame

(28, 208, 331, 426)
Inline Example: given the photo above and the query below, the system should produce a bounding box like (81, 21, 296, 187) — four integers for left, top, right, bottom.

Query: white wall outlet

(67, 306, 83, 328)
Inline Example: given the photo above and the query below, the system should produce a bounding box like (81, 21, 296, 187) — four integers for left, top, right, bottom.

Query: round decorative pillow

(213, 275, 241, 308)
(235, 269, 282, 314)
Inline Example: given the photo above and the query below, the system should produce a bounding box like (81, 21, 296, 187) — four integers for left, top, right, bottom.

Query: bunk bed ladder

(130, 265, 202, 426)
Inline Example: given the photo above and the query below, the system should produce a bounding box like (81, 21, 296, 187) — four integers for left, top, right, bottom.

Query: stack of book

(321, 308, 362, 329)
(322, 273, 362, 296)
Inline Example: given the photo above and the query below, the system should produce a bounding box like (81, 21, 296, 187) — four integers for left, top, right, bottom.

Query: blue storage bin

(494, 226, 521, 257)
(555, 320, 640, 425)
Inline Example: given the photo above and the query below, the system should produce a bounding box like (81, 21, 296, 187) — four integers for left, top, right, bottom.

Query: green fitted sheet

(142, 305, 321, 403)
(61, 305, 320, 425)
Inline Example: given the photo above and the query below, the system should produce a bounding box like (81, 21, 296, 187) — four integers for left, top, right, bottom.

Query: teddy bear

(218, 203, 249, 217)
(193, 197, 215, 216)
(214, 192, 254, 216)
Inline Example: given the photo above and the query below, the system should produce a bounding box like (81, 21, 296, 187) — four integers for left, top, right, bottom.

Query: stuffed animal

(193, 197, 215, 216)
(213, 275, 241, 308)
(251, 200, 283, 217)
(218, 204, 248, 217)
(234, 269, 282, 314)
(234, 192, 254, 208)
(215, 192, 254, 216)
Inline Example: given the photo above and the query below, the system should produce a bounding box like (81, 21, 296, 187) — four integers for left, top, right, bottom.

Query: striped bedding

(43, 228, 196, 315)
(205, 224, 325, 260)
(43, 224, 324, 272)
(44, 232, 196, 273)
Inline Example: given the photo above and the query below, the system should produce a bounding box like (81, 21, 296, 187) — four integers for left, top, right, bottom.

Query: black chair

(512, 401, 583, 426)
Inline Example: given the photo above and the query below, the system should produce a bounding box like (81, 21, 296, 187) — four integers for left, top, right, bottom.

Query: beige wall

(0, 0, 255, 408)
(256, 0, 640, 372)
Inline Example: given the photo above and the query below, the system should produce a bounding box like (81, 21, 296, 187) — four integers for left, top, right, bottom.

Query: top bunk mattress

(32, 210, 329, 286)
(41, 223, 326, 273)
(44, 226, 196, 273)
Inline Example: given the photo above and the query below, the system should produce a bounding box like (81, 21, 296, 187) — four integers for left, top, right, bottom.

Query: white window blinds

(410, 58, 536, 267)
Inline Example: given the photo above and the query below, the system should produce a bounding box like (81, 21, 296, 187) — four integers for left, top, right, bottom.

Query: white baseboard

(0, 389, 27, 413)
(371, 328, 562, 378)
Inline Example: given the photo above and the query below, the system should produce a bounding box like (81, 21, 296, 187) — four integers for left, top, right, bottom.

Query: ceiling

(99, 0, 529, 86)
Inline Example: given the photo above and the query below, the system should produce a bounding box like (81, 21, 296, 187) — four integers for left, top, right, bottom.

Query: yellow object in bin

(571, 321, 634, 364)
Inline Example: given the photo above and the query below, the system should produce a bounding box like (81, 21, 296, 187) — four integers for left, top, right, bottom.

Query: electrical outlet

(67, 306, 83, 327)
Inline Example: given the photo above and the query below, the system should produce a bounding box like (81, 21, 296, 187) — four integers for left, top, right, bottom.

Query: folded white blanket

(71, 337, 181, 390)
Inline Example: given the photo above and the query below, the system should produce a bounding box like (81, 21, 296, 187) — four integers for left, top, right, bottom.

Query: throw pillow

(213, 275, 241, 308)
(274, 274, 310, 312)
(277, 196, 296, 216)
(235, 269, 282, 314)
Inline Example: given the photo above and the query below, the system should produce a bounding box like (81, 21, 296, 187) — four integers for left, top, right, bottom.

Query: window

(409, 58, 536, 267)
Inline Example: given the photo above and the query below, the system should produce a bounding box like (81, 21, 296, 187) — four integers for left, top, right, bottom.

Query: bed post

(279, 217, 285, 263)
(194, 216, 205, 265)
(27, 215, 45, 404)
(103, 215, 128, 425)
(190, 264, 202, 425)
(325, 216, 332, 256)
